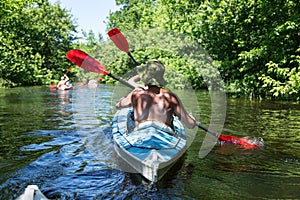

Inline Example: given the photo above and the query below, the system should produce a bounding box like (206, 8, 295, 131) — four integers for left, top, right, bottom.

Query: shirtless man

(115, 60, 196, 129)
(57, 75, 71, 90)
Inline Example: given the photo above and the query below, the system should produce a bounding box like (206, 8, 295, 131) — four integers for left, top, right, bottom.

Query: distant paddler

(56, 74, 72, 90)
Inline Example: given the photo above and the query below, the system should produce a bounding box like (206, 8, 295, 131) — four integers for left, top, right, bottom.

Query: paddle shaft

(195, 121, 219, 138)
(67, 50, 241, 145)
(108, 73, 135, 89)
(65, 67, 71, 74)
(127, 53, 139, 66)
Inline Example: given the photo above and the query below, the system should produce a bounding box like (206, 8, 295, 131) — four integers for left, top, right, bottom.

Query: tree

(0, 0, 77, 87)
(106, 0, 300, 99)
(107, 0, 157, 30)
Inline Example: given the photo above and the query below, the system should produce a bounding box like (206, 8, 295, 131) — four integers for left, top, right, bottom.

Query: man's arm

(115, 91, 133, 109)
(115, 88, 143, 109)
(172, 93, 196, 129)
(56, 81, 62, 88)
(64, 75, 69, 82)
(128, 75, 144, 89)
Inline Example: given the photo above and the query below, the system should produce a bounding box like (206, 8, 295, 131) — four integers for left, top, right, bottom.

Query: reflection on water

(0, 86, 299, 199)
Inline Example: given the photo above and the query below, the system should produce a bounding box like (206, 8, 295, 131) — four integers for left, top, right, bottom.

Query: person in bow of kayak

(115, 60, 196, 129)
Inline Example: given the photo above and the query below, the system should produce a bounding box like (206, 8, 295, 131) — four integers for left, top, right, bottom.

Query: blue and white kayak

(112, 107, 187, 183)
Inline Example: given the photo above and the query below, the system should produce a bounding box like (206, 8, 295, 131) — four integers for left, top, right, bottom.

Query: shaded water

(0, 86, 299, 199)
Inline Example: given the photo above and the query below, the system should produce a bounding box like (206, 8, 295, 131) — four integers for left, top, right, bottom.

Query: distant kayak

(49, 84, 72, 91)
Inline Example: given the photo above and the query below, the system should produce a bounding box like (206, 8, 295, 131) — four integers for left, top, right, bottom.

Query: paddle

(108, 28, 262, 149)
(66, 49, 134, 89)
(196, 122, 261, 149)
(67, 49, 261, 149)
(65, 66, 72, 75)
(108, 28, 139, 65)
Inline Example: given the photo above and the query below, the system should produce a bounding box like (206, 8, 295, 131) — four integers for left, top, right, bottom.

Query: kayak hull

(112, 107, 187, 183)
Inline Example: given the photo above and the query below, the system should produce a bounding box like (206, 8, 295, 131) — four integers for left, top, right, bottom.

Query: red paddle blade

(108, 28, 130, 53)
(66, 49, 109, 75)
(218, 135, 263, 149)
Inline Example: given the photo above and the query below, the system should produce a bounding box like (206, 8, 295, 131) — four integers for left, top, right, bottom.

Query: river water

(0, 86, 299, 199)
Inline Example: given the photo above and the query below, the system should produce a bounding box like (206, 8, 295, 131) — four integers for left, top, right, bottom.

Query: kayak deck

(112, 108, 187, 182)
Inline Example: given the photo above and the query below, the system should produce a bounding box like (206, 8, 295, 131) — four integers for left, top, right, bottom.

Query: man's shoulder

(161, 89, 176, 95)
(161, 90, 180, 102)
(132, 87, 145, 94)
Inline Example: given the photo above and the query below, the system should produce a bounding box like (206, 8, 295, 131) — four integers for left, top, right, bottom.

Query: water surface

(0, 86, 299, 199)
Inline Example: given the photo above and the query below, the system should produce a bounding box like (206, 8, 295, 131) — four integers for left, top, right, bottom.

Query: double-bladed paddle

(66, 48, 260, 149)
(107, 28, 262, 149)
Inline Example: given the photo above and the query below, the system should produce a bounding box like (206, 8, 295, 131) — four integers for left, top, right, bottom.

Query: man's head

(61, 75, 67, 80)
(137, 60, 167, 86)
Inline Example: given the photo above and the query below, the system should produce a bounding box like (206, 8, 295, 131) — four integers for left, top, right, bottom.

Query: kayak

(112, 107, 187, 183)
(16, 185, 48, 200)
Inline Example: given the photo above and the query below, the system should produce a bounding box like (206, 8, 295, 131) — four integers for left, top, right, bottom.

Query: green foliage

(0, 0, 76, 87)
(81, 28, 220, 92)
(3, 0, 299, 101)
(260, 49, 300, 100)
(106, 0, 300, 100)
(0, 0, 34, 18)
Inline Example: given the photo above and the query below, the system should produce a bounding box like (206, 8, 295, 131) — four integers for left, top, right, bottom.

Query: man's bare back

(131, 86, 174, 126)
(115, 60, 195, 129)
(130, 85, 195, 129)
